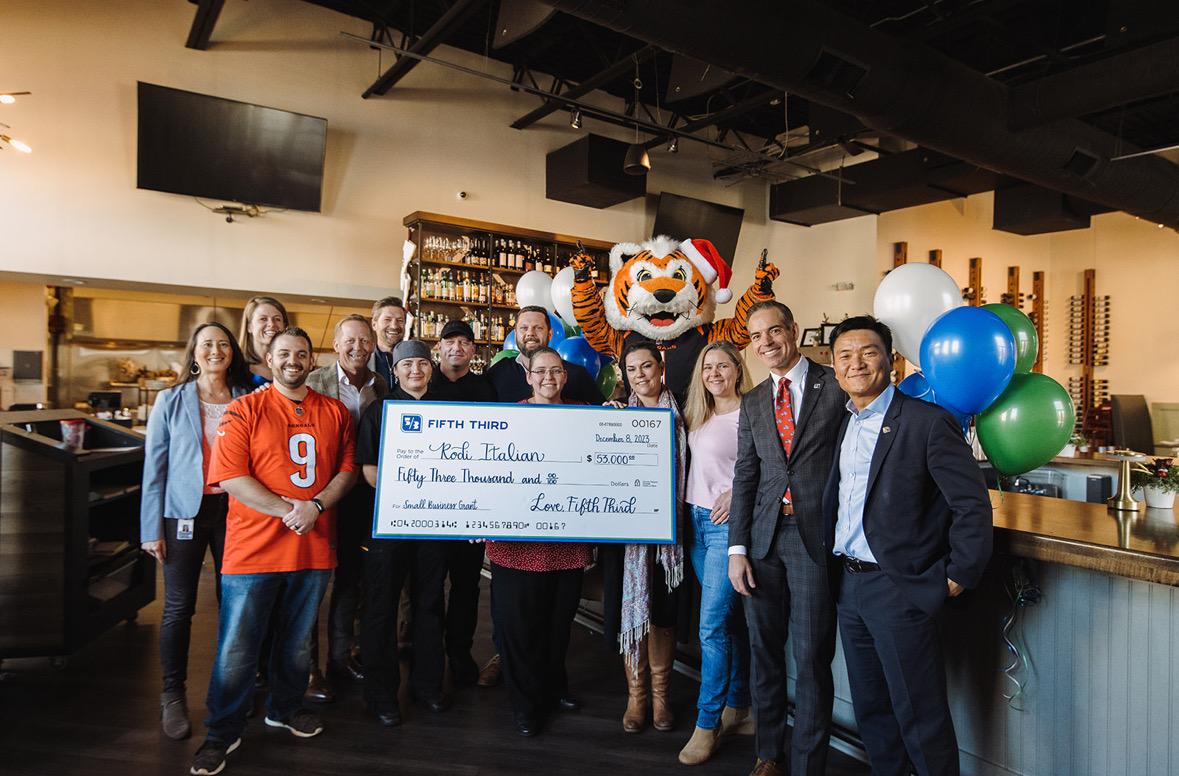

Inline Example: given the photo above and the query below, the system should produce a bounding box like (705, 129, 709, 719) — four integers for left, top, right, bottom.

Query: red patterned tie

(775, 377, 795, 504)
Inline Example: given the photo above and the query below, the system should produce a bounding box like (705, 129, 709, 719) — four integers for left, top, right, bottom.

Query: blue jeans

(204, 569, 331, 743)
(689, 503, 751, 729)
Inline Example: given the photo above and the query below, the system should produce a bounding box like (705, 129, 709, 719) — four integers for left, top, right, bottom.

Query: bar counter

(991, 490, 1179, 586)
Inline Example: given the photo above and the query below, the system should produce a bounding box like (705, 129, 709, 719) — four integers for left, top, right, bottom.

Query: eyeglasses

(529, 367, 566, 378)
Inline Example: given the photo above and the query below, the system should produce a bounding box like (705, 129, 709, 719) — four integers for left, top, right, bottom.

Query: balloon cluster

(495, 270, 620, 399)
(874, 264, 1075, 476)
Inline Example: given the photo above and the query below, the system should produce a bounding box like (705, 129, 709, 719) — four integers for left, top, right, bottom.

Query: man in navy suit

(823, 315, 992, 776)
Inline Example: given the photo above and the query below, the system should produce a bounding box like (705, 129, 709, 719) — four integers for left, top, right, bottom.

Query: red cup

(60, 419, 87, 452)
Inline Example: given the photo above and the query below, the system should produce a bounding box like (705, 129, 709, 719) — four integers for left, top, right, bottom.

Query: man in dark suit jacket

(823, 316, 992, 776)
(728, 301, 848, 776)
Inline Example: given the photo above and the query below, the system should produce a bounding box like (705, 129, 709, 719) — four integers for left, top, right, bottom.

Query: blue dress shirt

(834, 383, 897, 562)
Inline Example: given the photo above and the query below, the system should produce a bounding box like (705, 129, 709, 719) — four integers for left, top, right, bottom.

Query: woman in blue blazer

(140, 321, 252, 740)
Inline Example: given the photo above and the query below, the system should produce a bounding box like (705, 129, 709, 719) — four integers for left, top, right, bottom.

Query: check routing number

(371, 401, 676, 543)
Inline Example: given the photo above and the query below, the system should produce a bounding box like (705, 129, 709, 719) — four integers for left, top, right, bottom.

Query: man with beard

(485, 306, 601, 404)
(302, 315, 389, 699)
(369, 297, 407, 390)
(356, 340, 450, 725)
(192, 328, 357, 776)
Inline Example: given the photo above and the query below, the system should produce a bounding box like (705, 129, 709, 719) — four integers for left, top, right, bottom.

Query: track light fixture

(667, 137, 678, 154)
(570, 108, 581, 129)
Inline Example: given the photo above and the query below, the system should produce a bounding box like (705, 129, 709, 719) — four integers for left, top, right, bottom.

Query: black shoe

(513, 712, 539, 737)
(555, 696, 581, 712)
(190, 737, 240, 775)
(366, 704, 402, 727)
(418, 695, 450, 713)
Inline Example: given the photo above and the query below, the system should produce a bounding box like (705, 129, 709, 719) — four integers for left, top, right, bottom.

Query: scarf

(619, 388, 686, 669)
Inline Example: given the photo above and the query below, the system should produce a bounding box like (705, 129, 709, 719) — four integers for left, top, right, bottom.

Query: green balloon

(596, 362, 620, 399)
(977, 373, 1075, 476)
(490, 349, 518, 368)
(982, 303, 1039, 373)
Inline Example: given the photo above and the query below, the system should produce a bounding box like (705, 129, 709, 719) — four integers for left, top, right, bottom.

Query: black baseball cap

(440, 319, 475, 340)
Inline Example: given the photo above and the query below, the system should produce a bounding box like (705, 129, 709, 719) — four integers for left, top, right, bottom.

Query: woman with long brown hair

(601, 341, 687, 735)
(140, 322, 252, 739)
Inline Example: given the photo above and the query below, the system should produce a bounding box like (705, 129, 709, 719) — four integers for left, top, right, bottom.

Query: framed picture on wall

(801, 327, 823, 347)
(821, 323, 839, 345)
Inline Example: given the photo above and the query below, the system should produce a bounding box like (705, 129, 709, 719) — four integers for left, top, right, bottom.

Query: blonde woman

(237, 296, 289, 386)
(678, 341, 754, 765)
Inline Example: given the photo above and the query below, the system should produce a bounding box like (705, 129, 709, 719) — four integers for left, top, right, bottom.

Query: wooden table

(991, 490, 1179, 586)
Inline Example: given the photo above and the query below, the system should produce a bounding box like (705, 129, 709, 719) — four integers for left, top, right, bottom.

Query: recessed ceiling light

(309, 297, 327, 303)
(61, 278, 85, 285)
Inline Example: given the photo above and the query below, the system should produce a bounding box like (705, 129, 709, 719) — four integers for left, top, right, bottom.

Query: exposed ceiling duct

(535, 0, 1179, 230)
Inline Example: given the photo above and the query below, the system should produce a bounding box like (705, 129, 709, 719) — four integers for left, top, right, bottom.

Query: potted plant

(1061, 431, 1086, 457)
(1131, 457, 1178, 509)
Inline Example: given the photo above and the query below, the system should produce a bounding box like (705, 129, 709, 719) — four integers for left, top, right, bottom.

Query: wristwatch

(311, 497, 325, 513)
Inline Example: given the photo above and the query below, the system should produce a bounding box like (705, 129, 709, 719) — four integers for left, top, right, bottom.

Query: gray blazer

(728, 358, 848, 565)
(305, 364, 388, 408)
(139, 380, 248, 542)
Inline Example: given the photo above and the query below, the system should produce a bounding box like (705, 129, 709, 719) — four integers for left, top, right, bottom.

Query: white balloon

(873, 263, 962, 368)
(516, 270, 555, 312)
(550, 266, 578, 328)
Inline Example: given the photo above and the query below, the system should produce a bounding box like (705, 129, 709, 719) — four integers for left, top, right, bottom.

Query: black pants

(160, 493, 228, 693)
(444, 540, 485, 674)
(360, 539, 447, 708)
(838, 567, 959, 776)
(743, 521, 836, 775)
(491, 563, 582, 720)
(325, 486, 370, 665)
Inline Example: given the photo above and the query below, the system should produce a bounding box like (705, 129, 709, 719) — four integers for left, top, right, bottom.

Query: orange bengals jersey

(207, 387, 356, 574)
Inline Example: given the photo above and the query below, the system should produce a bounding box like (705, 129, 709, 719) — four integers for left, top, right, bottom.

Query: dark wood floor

(0, 568, 869, 775)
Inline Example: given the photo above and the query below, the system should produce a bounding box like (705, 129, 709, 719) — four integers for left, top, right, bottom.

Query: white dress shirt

(730, 357, 809, 557)
(336, 363, 379, 425)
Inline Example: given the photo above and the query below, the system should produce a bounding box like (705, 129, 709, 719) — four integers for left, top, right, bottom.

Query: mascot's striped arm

(569, 272, 626, 359)
(706, 271, 778, 349)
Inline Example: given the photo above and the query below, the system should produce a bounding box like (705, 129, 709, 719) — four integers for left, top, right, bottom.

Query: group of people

(140, 290, 993, 776)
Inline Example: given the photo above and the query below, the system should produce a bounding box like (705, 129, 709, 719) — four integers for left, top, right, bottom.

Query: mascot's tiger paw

(755, 261, 780, 295)
(569, 253, 595, 283)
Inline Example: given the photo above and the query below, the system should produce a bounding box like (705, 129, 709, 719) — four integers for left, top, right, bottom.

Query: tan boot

(720, 705, 754, 736)
(622, 638, 650, 733)
(648, 626, 676, 731)
(678, 725, 720, 765)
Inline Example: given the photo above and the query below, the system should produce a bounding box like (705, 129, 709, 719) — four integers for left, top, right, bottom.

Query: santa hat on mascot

(679, 238, 734, 304)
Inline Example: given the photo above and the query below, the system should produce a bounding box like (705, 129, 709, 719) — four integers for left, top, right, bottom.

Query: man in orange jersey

(190, 327, 357, 776)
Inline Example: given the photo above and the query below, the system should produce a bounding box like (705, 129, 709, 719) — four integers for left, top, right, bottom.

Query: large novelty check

(371, 401, 676, 543)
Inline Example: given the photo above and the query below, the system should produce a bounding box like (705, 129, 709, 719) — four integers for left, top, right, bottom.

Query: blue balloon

(547, 312, 567, 348)
(504, 330, 517, 351)
(897, 372, 933, 401)
(556, 336, 601, 378)
(898, 371, 972, 438)
(920, 307, 1016, 415)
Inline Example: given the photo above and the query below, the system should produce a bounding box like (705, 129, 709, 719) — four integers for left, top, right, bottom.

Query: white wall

(0, 282, 49, 406)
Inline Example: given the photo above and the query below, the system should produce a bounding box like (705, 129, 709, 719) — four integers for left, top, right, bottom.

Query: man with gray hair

(301, 315, 389, 699)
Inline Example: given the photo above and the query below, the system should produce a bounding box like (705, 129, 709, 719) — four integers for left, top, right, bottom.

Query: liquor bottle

(524, 245, 535, 273)
(497, 239, 507, 268)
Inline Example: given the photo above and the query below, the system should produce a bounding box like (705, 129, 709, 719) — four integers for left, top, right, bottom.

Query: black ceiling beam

(185, 0, 225, 50)
(1008, 34, 1179, 130)
(643, 89, 780, 149)
(362, 0, 489, 98)
(536, 0, 1179, 230)
(511, 44, 658, 129)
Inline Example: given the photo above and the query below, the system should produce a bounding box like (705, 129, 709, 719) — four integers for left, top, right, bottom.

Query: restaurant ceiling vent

(546, 134, 646, 209)
(769, 148, 1003, 225)
(993, 182, 1115, 235)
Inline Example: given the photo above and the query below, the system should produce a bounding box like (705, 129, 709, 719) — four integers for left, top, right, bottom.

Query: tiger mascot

(569, 235, 779, 403)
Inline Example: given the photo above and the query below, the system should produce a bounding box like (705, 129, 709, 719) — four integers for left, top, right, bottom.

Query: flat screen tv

(651, 192, 745, 264)
(137, 82, 327, 212)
